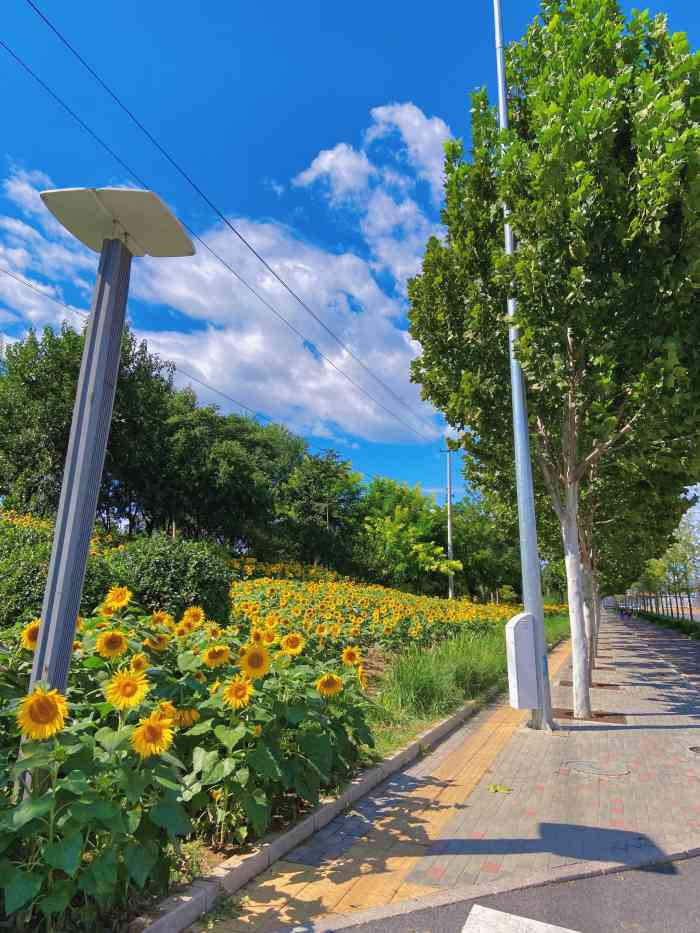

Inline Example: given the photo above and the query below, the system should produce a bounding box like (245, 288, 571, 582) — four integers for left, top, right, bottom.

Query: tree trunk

(581, 563, 595, 681)
(560, 482, 592, 719)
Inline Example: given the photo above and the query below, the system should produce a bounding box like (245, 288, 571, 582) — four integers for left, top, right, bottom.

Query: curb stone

(129, 686, 503, 933)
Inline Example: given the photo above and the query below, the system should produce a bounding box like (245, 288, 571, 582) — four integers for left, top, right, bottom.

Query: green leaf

(79, 848, 117, 896)
(68, 799, 125, 832)
(125, 807, 142, 834)
(118, 769, 149, 805)
(285, 705, 306, 725)
(247, 741, 282, 782)
(177, 651, 201, 673)
(124, 841, 158, 889)
(149, 799, 191, 838)
(214, 723, 246, 752)
(235, 766, 250, 786)
(192, 746, 219, 776)
(241, 789, 270, 836)
(95, 725, 133, 753)
(44, 831, 82, 876)
(56, 770, 91, 796)
(11, 793, 53, 829)
(38, 879, 74, 918)
(299, 732, 333, 780)
(82, 657, 105, 670)
(184, 719, 214, 736)
(202, 757, 236, 786)
(3, 865, 44, 914)
(9, 750, 53, 778)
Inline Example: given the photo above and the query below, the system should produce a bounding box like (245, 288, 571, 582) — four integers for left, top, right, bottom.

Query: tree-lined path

(194, 611, 700, 931)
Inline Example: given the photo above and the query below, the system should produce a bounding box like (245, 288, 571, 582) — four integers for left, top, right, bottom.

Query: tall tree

(408, 0, 700, 716)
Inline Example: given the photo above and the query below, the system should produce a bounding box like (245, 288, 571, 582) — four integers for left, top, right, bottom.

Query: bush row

(634, 609, 700, 640)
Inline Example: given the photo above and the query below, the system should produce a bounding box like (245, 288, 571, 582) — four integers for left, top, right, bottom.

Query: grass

(369, 613, 570, 758)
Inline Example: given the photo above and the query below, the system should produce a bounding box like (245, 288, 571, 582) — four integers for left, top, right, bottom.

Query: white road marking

(462, 904, 583, 933)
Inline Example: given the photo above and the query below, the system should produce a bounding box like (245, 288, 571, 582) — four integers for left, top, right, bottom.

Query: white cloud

(293, 102, 449, 289)
(366, 102, 451, 204)
(0, 164, 440, 445)
(293, 143, 375, 205)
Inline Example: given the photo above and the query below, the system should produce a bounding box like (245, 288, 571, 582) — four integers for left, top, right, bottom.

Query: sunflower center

(144, 724, 162, 742)
(106, 635, 123, 649)
(121, 681, 138, 697)
(248, 653, 263, 669)
(28, 628, 39, 643)
(30, 696, 57, 723)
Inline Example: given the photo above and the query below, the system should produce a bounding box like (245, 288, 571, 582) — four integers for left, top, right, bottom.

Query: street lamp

(29, 187, 194, 695)
(492, 1, 554, 729)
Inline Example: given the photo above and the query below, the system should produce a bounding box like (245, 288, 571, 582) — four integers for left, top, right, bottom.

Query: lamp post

(492, 1, 554, 729)
(29, 187, 194, 695)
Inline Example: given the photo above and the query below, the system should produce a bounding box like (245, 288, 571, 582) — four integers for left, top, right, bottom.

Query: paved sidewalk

(195, 612, 700, 932)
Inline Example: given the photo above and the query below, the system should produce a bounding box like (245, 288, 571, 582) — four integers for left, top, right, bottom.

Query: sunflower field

(0, 569, 566, 931)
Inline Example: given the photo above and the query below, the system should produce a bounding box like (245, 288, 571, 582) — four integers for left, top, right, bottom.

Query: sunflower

(176, 708, 200, 728)
(280, 632, 305, 656)
(174, 625, 188, 638)
(99, 603, 115, 618)
(144, 633, 170, 652)
(253, 724, 263, 737)
(222, 675, 254, 710)
(316, 672, 343, 699)
(249, 628, 264, 645)
(209, 679, 222, 695)
(341, 645, 362, 667)
(203, 644, 231, 669)
(151, 610, 174, 629)
(105, 669, 149, 710)
(194, 671, 207, 684)
(17, 687, 68, 740)
(96, 630, 129, 659)
(262, 630, 277, 646)
(130, 652, 149, 673)
(155, 700, 178, 723)
(131, 712, 174, 759)
(181, 606, 205, 628)
(315, 623, 327, 638)
(239, 645, 270, 680)
(76, 616, 84, 632)
(207, 623, 222, 639)
(21, 619, 41, 652)
(73, 640, 82, 652)
(104, 586, 132, 610)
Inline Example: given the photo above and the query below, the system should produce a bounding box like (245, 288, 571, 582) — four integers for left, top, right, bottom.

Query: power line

(21, 0, 438, 437)
(0, 36, 432, 443)
(0, 265, 384, 481)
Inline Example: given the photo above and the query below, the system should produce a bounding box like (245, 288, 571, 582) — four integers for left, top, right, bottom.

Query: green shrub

(0, 516, 111, 629)
(104, 534, 232, 620)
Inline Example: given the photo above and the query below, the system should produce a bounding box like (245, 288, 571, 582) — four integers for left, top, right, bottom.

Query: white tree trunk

(591, 576, 601, 657)
(581, 563, 596, 681)
(561, 483, 592, 719)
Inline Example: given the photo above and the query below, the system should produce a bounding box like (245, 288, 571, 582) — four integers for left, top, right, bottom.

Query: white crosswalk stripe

(462, 904, 582, 933)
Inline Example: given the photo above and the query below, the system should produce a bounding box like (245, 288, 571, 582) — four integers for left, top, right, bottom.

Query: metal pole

(447, 449, 455, 599)
(493, 0, 553, 729)
(30, 238, 132, 693)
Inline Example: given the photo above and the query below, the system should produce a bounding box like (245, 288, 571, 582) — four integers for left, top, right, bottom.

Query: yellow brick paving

(194, 641, 571, 932)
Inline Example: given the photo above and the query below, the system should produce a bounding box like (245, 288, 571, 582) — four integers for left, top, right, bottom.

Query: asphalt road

(339, 856, 700, 933)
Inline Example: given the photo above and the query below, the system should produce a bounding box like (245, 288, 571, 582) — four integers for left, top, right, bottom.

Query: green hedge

(635, 609, 700, 639)
(106, 534, 232, 620)
(0, 517, 233, 628)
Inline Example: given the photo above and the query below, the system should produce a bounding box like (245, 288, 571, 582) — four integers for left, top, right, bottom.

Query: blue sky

(1, 0, 698, 503)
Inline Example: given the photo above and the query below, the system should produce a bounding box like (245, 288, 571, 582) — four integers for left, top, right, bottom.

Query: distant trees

(0, 325, 520, 598)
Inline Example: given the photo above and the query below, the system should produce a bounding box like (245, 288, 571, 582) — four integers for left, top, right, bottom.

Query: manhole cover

(563, 760, 630, 777)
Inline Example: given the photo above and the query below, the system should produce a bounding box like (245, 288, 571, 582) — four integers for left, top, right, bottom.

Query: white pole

(30, 238, 132, 693)
(493, 0, 554, 729)
(447, 449, 455, 599)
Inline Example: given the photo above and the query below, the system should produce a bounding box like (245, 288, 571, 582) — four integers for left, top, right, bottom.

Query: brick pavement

(192, 612, 700, 932)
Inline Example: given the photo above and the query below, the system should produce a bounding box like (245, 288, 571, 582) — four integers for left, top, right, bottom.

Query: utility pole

(446, 449, 455, 599)
(492, 0, 554, 730)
